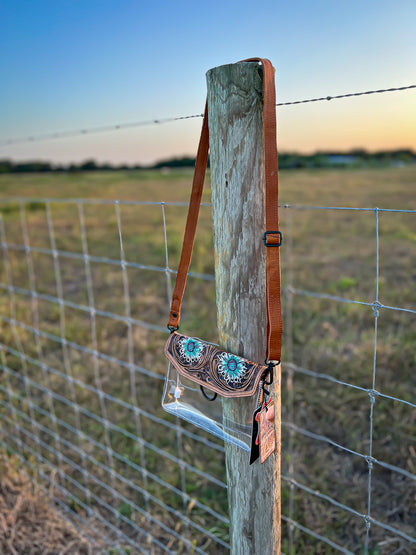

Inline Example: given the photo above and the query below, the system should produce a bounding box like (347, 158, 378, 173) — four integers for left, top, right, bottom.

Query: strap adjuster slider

(263, 230, 282, 247)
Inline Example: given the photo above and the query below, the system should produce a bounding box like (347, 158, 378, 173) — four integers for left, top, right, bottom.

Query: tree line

(0, 150, 415, 173)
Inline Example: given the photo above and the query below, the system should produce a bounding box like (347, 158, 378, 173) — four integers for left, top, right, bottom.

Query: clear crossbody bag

(161, 58, 282, 456)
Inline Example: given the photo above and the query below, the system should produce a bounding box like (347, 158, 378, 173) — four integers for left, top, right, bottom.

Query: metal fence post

(206, 61, 281, 554)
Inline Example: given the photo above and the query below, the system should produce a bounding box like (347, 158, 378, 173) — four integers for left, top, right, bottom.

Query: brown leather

(168, 101, 209, 329)
(168, 58, 282, 362)
(165, 331, 267, 398)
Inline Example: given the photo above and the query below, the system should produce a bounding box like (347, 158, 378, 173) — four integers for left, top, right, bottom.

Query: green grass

(0, 167, 415, 554)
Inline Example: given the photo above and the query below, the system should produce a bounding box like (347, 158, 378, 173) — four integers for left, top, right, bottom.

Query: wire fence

(280, 202, 416, 554)
(0, 196, 231, 553)
(0, 189, 414, 553)
(0, 78, 415, 553)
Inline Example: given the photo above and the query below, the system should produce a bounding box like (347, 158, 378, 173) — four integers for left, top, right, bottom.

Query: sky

(0, 0, 415, 165)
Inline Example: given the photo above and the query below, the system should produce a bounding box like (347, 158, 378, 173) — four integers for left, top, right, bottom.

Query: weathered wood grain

(207, 62, 281, 554)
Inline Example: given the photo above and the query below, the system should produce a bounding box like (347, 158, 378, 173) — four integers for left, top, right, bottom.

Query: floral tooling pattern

(165, 332, 266, 398)
(217, 352, 247, 384)
(178, 336, 204, 363)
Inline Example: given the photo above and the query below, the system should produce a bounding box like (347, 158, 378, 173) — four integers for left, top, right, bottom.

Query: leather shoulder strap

(168, 58, 282, 362)
(167, 101, 209, 330)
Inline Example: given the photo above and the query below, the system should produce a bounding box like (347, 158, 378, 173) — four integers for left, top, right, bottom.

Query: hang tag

(259, 400, 275, 463)
(249, 405, 262, 465)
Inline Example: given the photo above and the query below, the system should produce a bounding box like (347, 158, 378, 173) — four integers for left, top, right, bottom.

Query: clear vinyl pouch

(162, 332, 268, 451)
(162, 360, 258, 451)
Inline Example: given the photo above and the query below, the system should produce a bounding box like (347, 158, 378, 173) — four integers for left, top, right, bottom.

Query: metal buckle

(263, 230, 282, 247)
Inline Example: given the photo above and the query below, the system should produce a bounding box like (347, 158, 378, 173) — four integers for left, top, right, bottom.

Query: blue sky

(1, 0, 415, 164)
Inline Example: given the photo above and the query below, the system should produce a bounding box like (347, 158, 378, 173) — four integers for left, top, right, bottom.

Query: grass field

(0, 166, 415, 554)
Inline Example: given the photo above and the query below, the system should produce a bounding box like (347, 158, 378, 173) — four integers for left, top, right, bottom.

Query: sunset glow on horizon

(1, 0, 415, 165)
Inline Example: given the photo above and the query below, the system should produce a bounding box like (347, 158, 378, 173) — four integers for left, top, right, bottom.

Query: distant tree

(392, 150, 415, 163)
(0, 149, 414, 174)
(152, 156, 196, 169)
(79, 159, 97, 171)
(0, 159, 13, 173)
(12, 161, 52, 172)
(348, 148, 369, 158)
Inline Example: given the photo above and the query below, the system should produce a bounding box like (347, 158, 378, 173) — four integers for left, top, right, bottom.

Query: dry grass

(0, 455, 101, 554)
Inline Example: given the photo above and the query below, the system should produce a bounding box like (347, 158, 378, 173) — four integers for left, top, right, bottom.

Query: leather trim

(165, 332, 266, 398)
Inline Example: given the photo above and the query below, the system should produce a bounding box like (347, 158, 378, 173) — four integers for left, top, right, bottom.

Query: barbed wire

(276, 84, 416, 106)
(0, 84, 414, 148)
(0, 113, 205, 148)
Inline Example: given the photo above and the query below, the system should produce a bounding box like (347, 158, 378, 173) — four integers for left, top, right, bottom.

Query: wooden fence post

(206, 62, 281, 553)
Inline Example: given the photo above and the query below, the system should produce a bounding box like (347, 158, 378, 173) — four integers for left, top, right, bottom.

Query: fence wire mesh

(0, 189, 414, 554)
(280, 202, 416, 554)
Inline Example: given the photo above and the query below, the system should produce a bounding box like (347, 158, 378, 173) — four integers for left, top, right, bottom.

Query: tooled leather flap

(165, 332, 266, 399)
